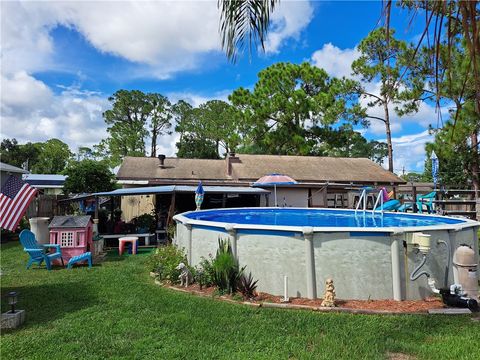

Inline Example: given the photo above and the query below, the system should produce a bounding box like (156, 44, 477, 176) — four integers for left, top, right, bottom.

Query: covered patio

(89, 185, 270, 247)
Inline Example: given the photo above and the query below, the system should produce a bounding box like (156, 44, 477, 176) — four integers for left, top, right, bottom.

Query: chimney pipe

(226, 152, 240, 176)
(158, 154, 166, 168)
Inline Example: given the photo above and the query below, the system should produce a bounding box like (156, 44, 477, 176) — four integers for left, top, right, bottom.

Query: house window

(60, 232, 74, 247)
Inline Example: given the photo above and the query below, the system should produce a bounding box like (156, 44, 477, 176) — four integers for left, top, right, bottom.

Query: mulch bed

(160, 281, 445, 314)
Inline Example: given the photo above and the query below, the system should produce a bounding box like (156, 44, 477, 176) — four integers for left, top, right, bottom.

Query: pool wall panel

(237, 233, 307, 298)
(313, 233, 393, 300)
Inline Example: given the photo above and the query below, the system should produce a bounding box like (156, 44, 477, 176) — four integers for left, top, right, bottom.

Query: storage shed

(49, 216, 93, 262)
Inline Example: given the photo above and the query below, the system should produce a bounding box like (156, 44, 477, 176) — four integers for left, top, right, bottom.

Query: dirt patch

(386, 352, 417, 360)
(166, 284, 445, 313)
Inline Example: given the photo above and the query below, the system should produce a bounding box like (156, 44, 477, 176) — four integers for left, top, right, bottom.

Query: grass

(1, 242, 479, 360)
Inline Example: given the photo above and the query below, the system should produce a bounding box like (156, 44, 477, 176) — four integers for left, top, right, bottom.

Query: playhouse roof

(49, 215, 92, 229)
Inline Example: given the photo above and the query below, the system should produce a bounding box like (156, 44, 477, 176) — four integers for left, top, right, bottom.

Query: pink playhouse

(49, 216, 93, 262)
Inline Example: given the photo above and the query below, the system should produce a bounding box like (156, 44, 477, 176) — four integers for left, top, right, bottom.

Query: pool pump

(408, 233, 479, 312)
(439, 285, 479, 312)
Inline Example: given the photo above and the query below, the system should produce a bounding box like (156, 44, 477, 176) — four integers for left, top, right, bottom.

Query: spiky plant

(238, 272, 258, 300)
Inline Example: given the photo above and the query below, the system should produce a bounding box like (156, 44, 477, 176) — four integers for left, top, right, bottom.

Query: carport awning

(93, 185, 270, 197)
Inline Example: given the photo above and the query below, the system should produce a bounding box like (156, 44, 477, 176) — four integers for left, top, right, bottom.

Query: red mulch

(168, 284, 445, 313)
(256, 292, 444, 313)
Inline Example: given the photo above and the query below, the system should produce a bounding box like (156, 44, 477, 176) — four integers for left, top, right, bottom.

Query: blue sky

(1, 1, 443, 174)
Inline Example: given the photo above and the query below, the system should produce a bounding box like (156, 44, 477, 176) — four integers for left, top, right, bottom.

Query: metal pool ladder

(355, 187, 384, 214)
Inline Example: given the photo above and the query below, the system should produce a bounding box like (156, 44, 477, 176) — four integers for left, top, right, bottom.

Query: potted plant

(135, 213, 155, 233)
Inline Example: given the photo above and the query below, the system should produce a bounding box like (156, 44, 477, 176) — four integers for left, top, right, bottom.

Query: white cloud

(1, 1, 314, 79)
(311, 43, 360, 78)
(264, 0, 314, 54)
(167, 90, 231, 107)
(1, 73, 108, 151)
(386, 130, 433, 173)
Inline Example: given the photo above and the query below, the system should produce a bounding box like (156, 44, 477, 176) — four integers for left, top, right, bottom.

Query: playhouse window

(60, 232, 74, 247)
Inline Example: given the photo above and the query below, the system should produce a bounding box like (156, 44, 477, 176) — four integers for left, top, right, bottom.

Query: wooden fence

(25, 195, 68, 219)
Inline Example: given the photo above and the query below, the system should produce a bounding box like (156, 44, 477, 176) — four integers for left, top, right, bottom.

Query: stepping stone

(428, 308, 471, 315)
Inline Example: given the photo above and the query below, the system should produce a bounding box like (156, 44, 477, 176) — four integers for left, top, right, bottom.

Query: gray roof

(0, 162, 29, 174)
(117, 154, 405, 185)
(49, 215, 92, 229)
(23, 174, 67, 188)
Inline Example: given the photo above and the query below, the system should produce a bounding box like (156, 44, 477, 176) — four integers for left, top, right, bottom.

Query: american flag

(0, 175, 37, 231)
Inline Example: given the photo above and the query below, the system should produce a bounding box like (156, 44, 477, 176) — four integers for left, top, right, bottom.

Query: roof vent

(158, 154, 166, 168)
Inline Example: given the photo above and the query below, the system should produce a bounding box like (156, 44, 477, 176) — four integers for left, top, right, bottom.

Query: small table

(118, 237, 138, 256)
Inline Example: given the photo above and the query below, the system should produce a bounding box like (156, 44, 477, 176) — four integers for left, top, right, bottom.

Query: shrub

(146, 244, 187, 284)
(212, 238, 243, 294)
(237, 272, 258, 300)
(134, 213, 156, 232)
(195, 254, 215, 288)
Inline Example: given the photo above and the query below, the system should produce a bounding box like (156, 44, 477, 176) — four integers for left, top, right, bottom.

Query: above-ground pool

(174, 208, 479, 300)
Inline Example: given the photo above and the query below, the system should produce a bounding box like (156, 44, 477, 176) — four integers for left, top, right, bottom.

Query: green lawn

(1, 242, 479, 360)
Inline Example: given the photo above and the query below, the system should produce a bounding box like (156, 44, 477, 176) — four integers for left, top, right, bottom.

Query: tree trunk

(383, 102, 394, 172)
(151, 130, 157, 157)
(470, 132, 479, 200)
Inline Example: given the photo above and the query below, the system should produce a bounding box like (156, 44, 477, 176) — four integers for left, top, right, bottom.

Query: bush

(146, 244, 187, 284)
(238, 272, 258, 300)
(134, 213, 156, 232)
(195, 254, 215, 288)
(212, 238, 243, 294)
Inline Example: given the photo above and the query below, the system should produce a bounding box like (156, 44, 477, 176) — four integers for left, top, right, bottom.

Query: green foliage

(0, 138, 40, 170)
(352, 27, 425, 171)
(218, 0, 279, 61)
(33, 138, 73, 174)
(102, 90, 150, 166)
(419, 40, 479, 191)
(133, 213, 156, 232)
(212, 238, 243, 294)
(195, 254, 216, 288)
(400, 172, 431, 183)
(63, 159, 116, 194)
(0, 138, 72, 174)
(176, 134, 219, 159)
(424, 111, 479, 188)
(146, 244, 187, 284)
(100, 90, 173, 166)
(166, 223, 176, 242)
(147, 93, 173, 157)
(237, 272, 258, 300)
(230, 62, 365, 156)
(174, 100, 240, 157)
(309, 124, 388, 164)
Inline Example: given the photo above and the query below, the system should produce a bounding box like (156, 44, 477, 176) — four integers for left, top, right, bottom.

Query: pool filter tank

(453, 245, 479, 299)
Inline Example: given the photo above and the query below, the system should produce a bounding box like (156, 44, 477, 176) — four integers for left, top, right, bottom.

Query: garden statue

(321, 278, 336, 307)
(176, 262, 193, 287)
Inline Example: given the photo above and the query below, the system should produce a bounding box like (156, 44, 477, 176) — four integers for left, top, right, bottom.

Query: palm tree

(218, 0, 279, 62)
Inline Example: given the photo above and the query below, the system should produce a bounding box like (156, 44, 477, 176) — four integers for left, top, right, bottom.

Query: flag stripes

(0, 176, 37, 231)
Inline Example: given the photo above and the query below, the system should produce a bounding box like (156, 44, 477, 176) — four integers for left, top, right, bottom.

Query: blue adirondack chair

(416, 191, 436, 214)
(19, 229, 64, 270)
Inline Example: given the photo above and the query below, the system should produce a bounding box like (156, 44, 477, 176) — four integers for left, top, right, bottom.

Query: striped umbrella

(431, 151, 439, 189)
(253, 174, 297, 207)
(195, 181, 205, 210)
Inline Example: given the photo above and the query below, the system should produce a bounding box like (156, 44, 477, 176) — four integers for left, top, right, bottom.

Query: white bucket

(29, 217, 50, 244)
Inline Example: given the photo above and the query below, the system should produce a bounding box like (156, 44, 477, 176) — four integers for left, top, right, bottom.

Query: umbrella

(431, 150, 439, 189)
(253, 173, 297, 207)
(195, 181, 204, 210)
